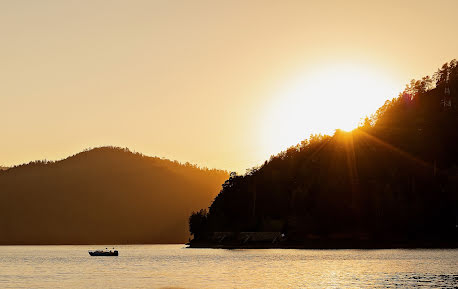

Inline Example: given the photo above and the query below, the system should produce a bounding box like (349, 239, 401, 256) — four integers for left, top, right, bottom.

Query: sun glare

(259, 62, 402, 156)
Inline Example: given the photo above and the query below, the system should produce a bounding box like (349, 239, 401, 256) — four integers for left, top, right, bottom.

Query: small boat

(89, 248, 118, 256)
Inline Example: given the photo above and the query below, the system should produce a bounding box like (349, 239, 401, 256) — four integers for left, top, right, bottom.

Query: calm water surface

(0, 245, 457, 288)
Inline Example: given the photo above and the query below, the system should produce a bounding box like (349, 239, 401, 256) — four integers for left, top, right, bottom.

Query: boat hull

(89, 251, 118, 256)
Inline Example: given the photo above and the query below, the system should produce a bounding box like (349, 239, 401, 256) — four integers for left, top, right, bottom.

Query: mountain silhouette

(0, 147, 228, 244)
(189, 59, 458, 248)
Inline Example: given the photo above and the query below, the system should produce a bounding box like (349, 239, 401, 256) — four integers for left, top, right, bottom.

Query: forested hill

(189, 59, 458, 248)
(0, 147, 228, 244)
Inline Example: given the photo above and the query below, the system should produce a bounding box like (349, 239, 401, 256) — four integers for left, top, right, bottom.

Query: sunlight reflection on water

(0, 245, 456, 288)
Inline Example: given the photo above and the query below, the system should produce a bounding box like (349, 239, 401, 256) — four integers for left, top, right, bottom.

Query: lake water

(0, 245, 456, 288)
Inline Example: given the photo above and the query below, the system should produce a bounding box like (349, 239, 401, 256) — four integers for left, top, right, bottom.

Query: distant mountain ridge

(0, 147, 228, 244)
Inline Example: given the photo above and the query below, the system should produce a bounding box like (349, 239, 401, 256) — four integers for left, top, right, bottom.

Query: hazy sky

(1, 0, 458, 172)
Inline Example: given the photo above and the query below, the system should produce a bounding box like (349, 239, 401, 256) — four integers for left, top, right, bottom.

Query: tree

(189, 209, 208, 239)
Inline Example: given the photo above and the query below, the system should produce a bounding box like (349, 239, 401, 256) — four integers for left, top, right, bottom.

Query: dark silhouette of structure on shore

(189, 59, 458, 248)
(0, 147, 228, 244)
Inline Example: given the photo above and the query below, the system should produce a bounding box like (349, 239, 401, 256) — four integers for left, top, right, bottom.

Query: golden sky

(1, 0, 458, 172)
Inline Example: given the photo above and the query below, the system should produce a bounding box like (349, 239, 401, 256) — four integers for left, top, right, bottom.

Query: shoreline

(187, 241, 458, 249)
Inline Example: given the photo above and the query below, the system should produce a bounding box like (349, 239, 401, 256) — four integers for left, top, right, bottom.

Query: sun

(258, 62, 402, 156)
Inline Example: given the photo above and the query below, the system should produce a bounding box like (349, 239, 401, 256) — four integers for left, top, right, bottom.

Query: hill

(0, 147, 228, 244)
(189, 59, 458, 248)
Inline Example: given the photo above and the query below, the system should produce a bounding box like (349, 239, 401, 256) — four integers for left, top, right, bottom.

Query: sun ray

(342, 132, 359, 207)
(357, 130, 433, 170)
